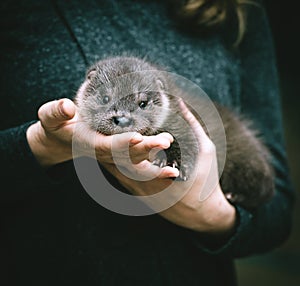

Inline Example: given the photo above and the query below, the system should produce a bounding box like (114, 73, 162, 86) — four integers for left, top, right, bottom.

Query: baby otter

(74, 56, 274, 209)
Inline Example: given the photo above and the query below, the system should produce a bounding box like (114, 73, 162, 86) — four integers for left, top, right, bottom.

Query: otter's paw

(225, 192, 246, 204)
(152, 150, 177, 168)
(177, 168, 188, 181)
(152, 157, 180, 169)
(152, 157, 168, 168)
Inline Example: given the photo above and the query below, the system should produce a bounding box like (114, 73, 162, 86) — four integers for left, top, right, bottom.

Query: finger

(127, 133, 173, 164)
(178, 98, 214, 152)
(38, 98, 76, 129)
(157, 166, 180, 179)
(131, 146, 161, 164)
(60, 98, 76, 119)
(128, 132, 173, 161)
(95, 132, 143, 154)
(142, 133, 174, 150)
(135, 160, 179, 179)
(123, 160, 179, 180)
(95, 132, 173, 165)
(105, 163, 173, 196)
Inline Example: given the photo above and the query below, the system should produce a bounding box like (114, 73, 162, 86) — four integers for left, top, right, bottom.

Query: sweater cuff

(185, 205, 253, 256)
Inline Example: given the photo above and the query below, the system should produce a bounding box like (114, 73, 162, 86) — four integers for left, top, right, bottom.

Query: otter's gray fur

(75, 56, 274, 209)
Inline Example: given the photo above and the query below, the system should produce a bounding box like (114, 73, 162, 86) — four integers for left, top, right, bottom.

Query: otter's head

(75, 57, 170, 135)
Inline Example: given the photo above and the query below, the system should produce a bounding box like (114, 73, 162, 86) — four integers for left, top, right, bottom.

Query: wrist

(198, 186, 237, 235)
(160, 184, 237, 236)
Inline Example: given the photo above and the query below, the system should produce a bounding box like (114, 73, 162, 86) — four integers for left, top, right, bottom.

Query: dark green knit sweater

(0, 0, 294, 285)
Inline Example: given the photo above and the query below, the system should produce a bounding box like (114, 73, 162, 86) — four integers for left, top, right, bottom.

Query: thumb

(178, 98, 213, 151)
(38, 98, 76, 129)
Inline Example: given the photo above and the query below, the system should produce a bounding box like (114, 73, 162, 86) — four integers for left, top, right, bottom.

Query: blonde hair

(173, 0, 257, 46)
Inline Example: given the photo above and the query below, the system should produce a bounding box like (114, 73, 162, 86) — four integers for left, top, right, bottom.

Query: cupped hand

(103, 99, 236, 234)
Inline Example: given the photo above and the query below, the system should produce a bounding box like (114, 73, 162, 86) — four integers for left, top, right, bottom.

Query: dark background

(236, 1, 300, 285)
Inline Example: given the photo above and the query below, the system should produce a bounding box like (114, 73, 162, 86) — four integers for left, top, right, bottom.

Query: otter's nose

(113, 116, 133, 127)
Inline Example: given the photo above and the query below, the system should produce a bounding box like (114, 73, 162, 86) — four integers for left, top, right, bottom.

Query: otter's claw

(178, 169, 188, 181)
(172, 160, 179, 169)
(152, 158, 168, 168)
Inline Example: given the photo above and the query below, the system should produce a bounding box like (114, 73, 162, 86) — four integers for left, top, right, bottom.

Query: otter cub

(75, 56, 274, 209)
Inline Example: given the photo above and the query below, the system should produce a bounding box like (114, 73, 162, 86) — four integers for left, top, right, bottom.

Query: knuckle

(37, 107, 44, 121)
(37, 103, 49, 121)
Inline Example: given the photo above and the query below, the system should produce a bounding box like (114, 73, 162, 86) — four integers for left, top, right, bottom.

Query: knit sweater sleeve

(0, 122, 62, 201)
(186, 3, 295, 257)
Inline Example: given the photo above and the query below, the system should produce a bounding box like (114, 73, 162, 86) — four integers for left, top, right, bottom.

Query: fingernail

(130, 133, 143, 144)
(159, 133, 174, 144)
(178, 98, 187, 110)
(58, 101, 69, 119)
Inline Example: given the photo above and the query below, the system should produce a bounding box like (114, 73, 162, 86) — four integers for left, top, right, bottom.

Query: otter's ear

(156, 79, 165, 91)
(86, 67, 97, 80)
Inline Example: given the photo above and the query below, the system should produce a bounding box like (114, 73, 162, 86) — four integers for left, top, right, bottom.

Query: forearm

(0, 100, 77, 201)
(195, 186, 236, 236)
(0, 123, 60, 200)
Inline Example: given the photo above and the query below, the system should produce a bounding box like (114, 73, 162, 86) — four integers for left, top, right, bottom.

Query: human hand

(26, 98, 176, 172)
(26, 98, 77, 167)
(103, 99, 236, 234)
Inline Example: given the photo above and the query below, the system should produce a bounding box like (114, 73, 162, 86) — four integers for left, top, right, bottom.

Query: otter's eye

(139, 101, 148, 109)
(102, 95, 110, 104)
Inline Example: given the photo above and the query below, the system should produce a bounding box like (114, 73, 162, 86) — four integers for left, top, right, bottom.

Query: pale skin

(27, 98, 236, 236)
